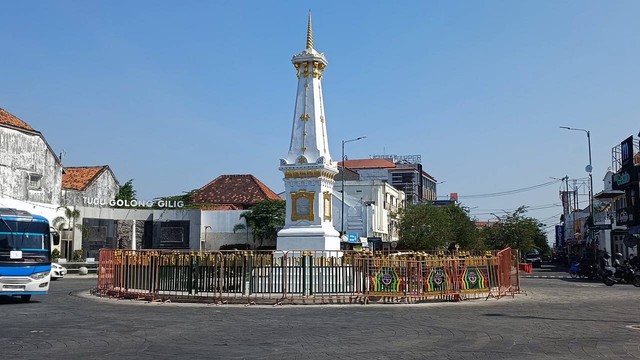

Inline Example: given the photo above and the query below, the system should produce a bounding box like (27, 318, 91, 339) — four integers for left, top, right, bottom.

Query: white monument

(277, 13, 341, 252)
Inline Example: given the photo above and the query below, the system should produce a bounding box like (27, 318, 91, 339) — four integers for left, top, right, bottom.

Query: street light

(202, 225, 212, 252)
(341, 136, 366, 237)
(560, 126, 594, 254)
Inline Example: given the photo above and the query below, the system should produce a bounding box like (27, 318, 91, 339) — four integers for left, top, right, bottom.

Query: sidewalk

(61, 273, 98, 279)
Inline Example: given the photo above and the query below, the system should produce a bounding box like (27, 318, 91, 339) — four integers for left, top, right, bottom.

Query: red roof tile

(198, 204, 242, 211)
(62, 166, 108, 191)
(339, 158, 396, 169)
(475, 221, 498, 228)
(194, 174, 282, 209)
(0, 108, 35, 132)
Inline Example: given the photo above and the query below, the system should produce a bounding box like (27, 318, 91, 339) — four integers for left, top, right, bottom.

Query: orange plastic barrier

(518, 263, 532, 273)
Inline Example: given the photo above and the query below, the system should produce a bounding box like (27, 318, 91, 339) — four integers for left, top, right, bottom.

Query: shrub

(72, 250, 84, 262)
(51, 248, 61, 262)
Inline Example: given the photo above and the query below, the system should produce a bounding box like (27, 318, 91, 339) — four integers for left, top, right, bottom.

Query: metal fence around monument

(95, 248, 521, 304)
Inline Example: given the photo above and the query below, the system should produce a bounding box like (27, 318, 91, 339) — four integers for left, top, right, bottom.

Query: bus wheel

(20, 295, 32, 302)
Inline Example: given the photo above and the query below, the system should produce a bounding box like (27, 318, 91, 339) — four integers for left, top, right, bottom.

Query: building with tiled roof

(475, 220, 498, 229)
(193, 174, 281, 210)
(61, 166, 120, 207)
(0, 108, 35, 132)
(0, 107, 63, 206)
(341, 158, 396, 170)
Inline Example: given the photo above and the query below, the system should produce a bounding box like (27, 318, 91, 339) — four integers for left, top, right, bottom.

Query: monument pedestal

(276, 225, 341, 252)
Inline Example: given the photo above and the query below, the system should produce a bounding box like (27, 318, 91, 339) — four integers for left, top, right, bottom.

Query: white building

(0, 108, 64, 222)
(334, 179, 405, 245)
(61, 166, 120, 207)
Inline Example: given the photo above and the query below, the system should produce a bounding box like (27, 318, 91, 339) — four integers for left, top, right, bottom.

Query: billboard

(621, 136, 634, 169)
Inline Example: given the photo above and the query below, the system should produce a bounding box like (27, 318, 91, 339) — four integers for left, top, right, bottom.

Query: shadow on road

(481, 312, 637, 324)
(0, 295, 43, 305)
(531, 263, 569, 273)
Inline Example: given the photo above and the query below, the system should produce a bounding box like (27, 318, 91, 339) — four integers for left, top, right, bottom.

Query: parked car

(51, 263, 67, 280)
(524, 252, 542, 268)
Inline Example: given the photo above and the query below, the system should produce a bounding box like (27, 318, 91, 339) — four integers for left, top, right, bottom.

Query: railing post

(243, 252, 252, 297)
(302, 252, 308, 297)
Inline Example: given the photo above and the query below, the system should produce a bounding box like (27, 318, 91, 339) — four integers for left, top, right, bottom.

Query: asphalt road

(1, 266, 640, 360)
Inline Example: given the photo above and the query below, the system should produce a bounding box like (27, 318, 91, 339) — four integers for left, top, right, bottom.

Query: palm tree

(233, 212, 253, 249)
(56, 206, 81, 260)
(236, 200, 285, 249)
(51, 216, 67, 233)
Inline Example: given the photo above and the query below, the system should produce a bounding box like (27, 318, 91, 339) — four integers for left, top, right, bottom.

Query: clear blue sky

(2, 1, 639, 242)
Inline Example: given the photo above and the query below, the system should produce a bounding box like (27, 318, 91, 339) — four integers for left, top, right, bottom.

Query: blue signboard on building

(348, 233, 358, 243)
(555, 225, 565, 248)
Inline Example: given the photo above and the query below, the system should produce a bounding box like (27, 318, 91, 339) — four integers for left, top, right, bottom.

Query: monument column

(277, 13, 341, 252)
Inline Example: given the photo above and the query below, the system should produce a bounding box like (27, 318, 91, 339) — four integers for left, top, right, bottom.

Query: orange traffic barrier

(518, 263, 532, 273)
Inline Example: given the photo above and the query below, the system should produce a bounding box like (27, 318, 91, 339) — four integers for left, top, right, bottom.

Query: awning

(594, 190, 625, 199)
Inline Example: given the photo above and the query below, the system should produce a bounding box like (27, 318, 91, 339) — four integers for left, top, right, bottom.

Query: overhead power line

(470, 203, 563, 215)
(471, 205, 562, 216)
(458, 179, 562, 199)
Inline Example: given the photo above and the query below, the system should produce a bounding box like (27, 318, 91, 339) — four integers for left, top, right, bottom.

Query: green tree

(533, 225, 551, 256)
(396, 203, 485, 251)
(154, 189, 199, 209)
(53, 206, 84, 260)
(235, 200, 285, 248)
(482, 206, 543, 252)
(397, 204, 452, 251)
(115, 179, 137, 204)
(444, 204, 484, 251)
(51, 216, 67, 233)
(233, 212, 253, 248)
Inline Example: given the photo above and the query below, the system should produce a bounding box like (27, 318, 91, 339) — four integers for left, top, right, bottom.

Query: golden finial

(306, 10, 314, 49)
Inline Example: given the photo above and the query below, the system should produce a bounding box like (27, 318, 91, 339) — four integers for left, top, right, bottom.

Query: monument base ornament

(276, 12, 341, 252)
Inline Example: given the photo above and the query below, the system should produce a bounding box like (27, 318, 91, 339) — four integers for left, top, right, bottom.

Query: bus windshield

(0, 220, 51, 253)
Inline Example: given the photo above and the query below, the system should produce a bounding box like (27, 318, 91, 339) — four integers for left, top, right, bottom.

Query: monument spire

(282, 11, 330, 166)
(306, 11, 313, 50)
(277, 14, 341, 252)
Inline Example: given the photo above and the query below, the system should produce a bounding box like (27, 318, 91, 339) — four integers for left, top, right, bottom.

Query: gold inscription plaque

(323, 191, 332, 221)
(291, 190, 315, 221)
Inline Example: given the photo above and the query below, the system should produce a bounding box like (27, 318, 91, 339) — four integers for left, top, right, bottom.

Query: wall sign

(621, 136, 634, 169)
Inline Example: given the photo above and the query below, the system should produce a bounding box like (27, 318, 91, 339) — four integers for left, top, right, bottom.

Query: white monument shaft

(277, 13, 341, 252)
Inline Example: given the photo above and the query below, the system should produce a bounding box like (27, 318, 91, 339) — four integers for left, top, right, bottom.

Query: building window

(28, 173, 42, 190)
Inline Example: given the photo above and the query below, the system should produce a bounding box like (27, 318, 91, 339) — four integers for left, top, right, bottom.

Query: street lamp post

(340, 136, 366, 237)
(203, 225, 212, 252)
(560, 126, 595, 257)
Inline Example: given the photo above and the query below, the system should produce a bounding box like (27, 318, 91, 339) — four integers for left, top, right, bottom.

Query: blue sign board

(555, 225, 565, 248)
(348, 233, 358, 243)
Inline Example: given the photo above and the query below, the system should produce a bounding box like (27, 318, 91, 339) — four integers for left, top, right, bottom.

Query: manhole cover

(626, 325, 640, 330)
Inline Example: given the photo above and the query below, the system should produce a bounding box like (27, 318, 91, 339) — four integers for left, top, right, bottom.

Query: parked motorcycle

(569, 261, 599, 280)
(579, 263, 599, 280)
(603, 264, 640, 287)
(569, 262, 580, 278)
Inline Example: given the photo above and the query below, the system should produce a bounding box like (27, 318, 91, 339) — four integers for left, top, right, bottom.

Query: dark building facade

(611, 135, 640, 254)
